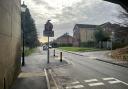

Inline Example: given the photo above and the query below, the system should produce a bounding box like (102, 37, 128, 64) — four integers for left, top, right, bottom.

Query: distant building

(73, 24, 97, 46)
(115, 27, 128, 44)
(100, 22, 128, 44)
(55, 33, 73, 45)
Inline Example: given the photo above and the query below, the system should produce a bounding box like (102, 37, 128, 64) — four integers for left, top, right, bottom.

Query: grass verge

(24, 48, 35, 56)
(58, 47, 103, 52)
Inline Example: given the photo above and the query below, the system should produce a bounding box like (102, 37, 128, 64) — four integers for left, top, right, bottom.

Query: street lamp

(21, 1, 27, 66)
(111, 31, 115, 53)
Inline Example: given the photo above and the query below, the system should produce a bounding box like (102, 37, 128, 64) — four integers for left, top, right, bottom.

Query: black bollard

(54, 49, 55, 57)
(60, 52, 62, 62)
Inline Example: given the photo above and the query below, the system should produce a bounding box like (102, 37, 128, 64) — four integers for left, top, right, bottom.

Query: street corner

(47, 56, 71, 69)
(49, 68, 75, 89)
(47, 65, 77, 89)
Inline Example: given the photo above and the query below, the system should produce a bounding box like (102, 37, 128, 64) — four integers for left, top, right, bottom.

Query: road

(54, 49, 128, 89)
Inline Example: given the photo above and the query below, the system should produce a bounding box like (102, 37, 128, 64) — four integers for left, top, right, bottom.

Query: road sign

(43, 20, 54, 63)
(43, 30, 54, 37)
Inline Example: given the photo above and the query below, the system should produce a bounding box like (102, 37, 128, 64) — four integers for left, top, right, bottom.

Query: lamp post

(21, 2, 27, 66)
(111, 31, 115, 53)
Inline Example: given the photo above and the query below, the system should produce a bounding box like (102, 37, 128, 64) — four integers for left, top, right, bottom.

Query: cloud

(23, 0, 124, 40)
(32, 0, 55, 10)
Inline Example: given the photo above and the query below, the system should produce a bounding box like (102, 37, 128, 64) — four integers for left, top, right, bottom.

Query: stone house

(100, 22, 128, 44)
(73, 24, 97, 46)
(55, 33, 73, 45)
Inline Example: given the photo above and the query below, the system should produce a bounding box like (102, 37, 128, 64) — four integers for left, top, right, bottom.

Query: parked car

(49, 45, 52, 48)
(43, 45, 48, 50)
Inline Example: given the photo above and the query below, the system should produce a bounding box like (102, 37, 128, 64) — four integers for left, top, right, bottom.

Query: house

(100, 22, 128, 44)
(55, 33, 73, 46)
(73, 24, 97, 46)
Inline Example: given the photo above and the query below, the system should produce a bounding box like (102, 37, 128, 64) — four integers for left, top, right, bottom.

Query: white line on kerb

(88, 82, 104, 86)
(84, 79, 98, 82)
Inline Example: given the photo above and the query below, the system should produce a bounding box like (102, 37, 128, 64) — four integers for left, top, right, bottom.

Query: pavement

(11, 47, 48, 89)
(10, 47, 68, 89)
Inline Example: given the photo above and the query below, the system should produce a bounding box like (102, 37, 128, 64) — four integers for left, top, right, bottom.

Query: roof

(56, 34, 73, 40)
(75, 24, 97, 28)
(100, 22, 120, 28)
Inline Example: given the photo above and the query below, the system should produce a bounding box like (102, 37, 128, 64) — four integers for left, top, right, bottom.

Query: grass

(58, 47, 103, 52)
(24, 48, 35, 56)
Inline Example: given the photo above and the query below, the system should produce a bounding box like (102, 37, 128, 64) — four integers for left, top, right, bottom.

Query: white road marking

(73, 85, 84, 88)
(118, 80, 128, 86)
(109, 80, 121, 84)
(88, 82, 104, 86)
(84, 79, 98, 82)
(103, 77, 128, 86)
(66, 85, 84, 89)
(71, 81, 80, 84)
(103, 77, 115, 80)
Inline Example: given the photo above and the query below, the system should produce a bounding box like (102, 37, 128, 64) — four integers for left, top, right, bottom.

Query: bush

(113, 42, 127, 49)
(24, 48, 35, 56)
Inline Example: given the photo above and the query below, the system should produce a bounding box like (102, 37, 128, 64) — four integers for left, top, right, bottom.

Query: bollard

(60, 52, 62, 62)
(54, 49, 55, 57)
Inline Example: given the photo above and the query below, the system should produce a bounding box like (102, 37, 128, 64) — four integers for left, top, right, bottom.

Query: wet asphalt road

(55, 50, 128, 89)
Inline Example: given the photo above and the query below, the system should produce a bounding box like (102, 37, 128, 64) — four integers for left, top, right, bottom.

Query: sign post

(43, 20, 54, 64)
(47, 36, 49, 63)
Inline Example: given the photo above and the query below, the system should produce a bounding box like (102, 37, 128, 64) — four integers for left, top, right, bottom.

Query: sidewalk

(10, 47, 69, 89)
(11, 47, 48, 89)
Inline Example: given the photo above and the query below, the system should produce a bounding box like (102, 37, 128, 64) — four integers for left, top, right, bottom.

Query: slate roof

(75, 24, 97, 28)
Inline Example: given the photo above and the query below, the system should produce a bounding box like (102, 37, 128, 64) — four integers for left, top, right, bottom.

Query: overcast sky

(21, 0, 124, 42)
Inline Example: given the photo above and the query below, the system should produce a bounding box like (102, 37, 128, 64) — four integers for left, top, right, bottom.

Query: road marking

(103, 77, 128, 86)
(84, 79, 98, 82)
(66, 85, 84, 89)
(71, 81, 80, 84)
(103, 77, 115, 80)
(109, 80, 121, 84)
(88, 82, 104, 86)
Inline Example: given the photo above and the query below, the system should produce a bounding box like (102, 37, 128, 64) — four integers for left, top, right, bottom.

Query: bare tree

(118, 11, 128, 26)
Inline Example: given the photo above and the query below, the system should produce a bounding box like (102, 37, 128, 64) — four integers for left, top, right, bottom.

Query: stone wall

(0, 0, 21, 89)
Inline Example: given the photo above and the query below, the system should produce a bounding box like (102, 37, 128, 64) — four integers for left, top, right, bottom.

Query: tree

(21, 8, 39, 48)
(119, 12, 128, 26)
(94, 26, 109, 42)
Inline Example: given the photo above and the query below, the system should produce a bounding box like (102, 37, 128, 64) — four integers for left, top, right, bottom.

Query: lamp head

(21, 1, 27, 12)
